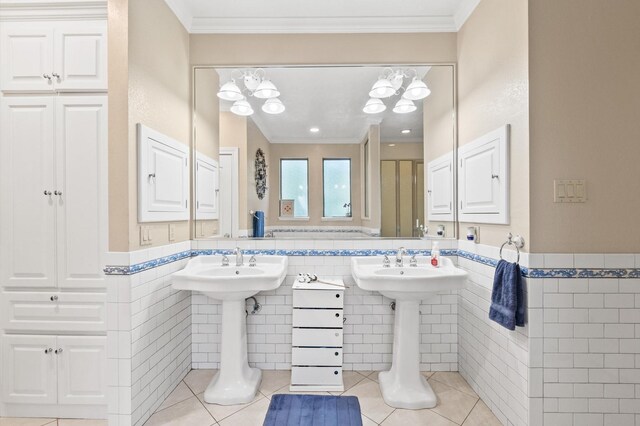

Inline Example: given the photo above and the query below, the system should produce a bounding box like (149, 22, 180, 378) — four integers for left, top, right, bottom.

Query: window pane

(280, 159, 308, 217)
(323, 159, 351, 217)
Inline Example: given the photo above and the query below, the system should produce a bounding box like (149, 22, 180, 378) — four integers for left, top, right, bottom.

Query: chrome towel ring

(499, 233, 525, 263)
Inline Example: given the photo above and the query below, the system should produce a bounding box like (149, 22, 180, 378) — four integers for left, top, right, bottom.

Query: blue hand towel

(489, 259, 524, 330)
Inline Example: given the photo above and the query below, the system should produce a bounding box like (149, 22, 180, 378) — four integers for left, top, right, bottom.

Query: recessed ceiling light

(388, 144, 396, 147)
(310, 127, 320, 133)
(401, 129, 411, 134)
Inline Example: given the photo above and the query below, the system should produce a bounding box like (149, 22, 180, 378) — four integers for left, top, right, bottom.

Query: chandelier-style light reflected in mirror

(393, 98, 417, 114)
(262, 98, 285, 114)
(230, 98, 254, 116)
(253, 80, 280, 99)
(403, 78, 431, 101)
(217, 80, 244, 101)
(363, 98, 387, 114)
(369, 78, 395, 98)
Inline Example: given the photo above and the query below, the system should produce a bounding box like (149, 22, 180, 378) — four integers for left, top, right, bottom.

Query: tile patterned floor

(143, 370, 503, 426)
(0, 420, 107, 426)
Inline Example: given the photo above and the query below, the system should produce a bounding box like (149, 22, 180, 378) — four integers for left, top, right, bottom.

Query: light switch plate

(554, 179, 586, 203)
(169, 224, 176, 241)
(140, 226, 152, 246)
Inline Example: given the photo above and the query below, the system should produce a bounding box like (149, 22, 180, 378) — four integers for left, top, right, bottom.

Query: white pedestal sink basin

(351, 255, 467, 409)
(172, 254, 288, 405)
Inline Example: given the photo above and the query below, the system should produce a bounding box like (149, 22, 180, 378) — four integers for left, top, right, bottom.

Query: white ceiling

(215, 66, 433, 144)
(164, 0, 481, 33)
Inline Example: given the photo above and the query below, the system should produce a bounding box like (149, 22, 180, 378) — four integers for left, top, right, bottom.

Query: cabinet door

(0, 98, 56, 288)
(459, 139, 501, 214)
(427, 154, 454, 220)
(195, 153, 219, 220)
(53, 22, 107, 91)
(56, 336, 107, 405)
(2, 335, 57, 404)
(55, 97, 107, 289)
(0, 25, 54, 92)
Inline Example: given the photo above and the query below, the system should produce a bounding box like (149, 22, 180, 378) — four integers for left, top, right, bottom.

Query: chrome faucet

(409, 255, 418, 267)
(382, 255, 391, 268)
(395, 247, 406, 267)
(221, 255, 229, 266)
(233, 247, 244, 266)
(249, 255, 257, 267)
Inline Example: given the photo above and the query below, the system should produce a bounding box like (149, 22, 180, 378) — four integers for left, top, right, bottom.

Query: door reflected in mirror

(192, 65, 457, 239)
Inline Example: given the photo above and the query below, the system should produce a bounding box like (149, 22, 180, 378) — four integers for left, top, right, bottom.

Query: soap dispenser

(430, 241, 440, 267)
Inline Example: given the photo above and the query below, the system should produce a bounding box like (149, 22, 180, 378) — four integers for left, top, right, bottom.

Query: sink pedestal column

(203, 299, 261, 405)
(378, 299, 437, 409)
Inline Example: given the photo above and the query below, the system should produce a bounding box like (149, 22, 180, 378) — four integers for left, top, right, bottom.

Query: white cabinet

(195, 152, 219, 220)
(137, 124, 190, 222)
(0, 96, 107, 289)
(458, 125, 510, 224)
(0, 22, 107, 93)
(427, 152, 454, 222)
(2, 335, 106, 406)
(291, 280, 344, 392)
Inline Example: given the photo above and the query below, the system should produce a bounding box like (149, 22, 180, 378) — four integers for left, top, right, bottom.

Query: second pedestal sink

(173, 253, 288, 405)
(351, 254, 467, 409)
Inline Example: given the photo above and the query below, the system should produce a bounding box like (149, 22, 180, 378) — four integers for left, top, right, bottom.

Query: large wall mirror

(192, 64, 457, 240)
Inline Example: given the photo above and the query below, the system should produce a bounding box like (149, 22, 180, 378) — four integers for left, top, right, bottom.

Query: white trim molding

(0, 0, 107, 21)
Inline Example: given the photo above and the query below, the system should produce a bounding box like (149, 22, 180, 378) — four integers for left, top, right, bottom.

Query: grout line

(362, 413, 380, 425)
(459, 399, 480, 425)
(192, 385, 217, 424)
(151, 379, 196, 414)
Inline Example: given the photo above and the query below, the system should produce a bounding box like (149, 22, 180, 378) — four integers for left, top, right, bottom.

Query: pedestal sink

(172, 254, 288, 405)
(351, 255, 467, 409)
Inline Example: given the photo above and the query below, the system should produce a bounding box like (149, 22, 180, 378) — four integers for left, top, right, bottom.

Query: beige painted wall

(219, 112, 249, 232)
(529, 0, 640, 253)
(268, 143, 362, 227)
(247, 119, 271, 229)
(193, 68, 220, 238)
(361, 125, 381, 231)
(190, 34, 457, 66)
(380, 143, 424, 160)
(423, 66, 456, 238)
(108, 0, 192, 251)
(457, 0, 530, 249)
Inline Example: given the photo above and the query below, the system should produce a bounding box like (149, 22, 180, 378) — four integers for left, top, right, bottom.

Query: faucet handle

(383, 255, 390, 268)
(249, 255, 257, 267)
(409, 255, 418, 267)
(221, 255, 229, 266)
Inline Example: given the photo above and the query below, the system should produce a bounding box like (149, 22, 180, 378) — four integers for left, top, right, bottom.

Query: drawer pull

(335, 333, 339, 337)
(50, 295, 58, 301)
(55, 348, 63, 354)
(335, 352, 339, 356)
(334, 371, 339, 375)
(335, 313, 340, 318)
(44, 348, 52, 354)
(335, 294, 340, 298)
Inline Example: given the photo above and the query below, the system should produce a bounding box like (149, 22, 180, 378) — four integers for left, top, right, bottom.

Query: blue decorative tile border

(104, 247, 637, 279)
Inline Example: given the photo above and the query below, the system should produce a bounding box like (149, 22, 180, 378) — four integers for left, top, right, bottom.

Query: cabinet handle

(491, 174, 499, 179)
(54, 190, 62, 196)
(55, 348, 63, 354)
(42, 74, 51, 80)
(334, 313, 340, 318)
(335, 333, 339, 337)
(334, 371, 339, 375)
(334, 352, 339, 356)
(44, 348, 52, 354)
(50, 295, 58, 301)
(44, 190, 52, 196)
(335, 294, 340, 298)
(52, 72, 60, 79)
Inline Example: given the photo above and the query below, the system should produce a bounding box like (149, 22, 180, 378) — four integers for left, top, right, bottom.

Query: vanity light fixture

(403, 78, 431, 101)
(369, 78, 396, 99)
(253, 80, 280, 99)
(363, 98, 387, 114)
(230, 98, 254, 116)
(262, 98, 285, 114)
(393, 98, 417, 114)
(217, 80, 244, 101)
(309, 127, 320, 133)
(401, 129, 411, 134)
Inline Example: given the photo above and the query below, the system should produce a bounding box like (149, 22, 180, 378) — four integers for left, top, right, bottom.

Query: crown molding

(270, 137, 361, 144)
(453, 0, 482, 31)
(189, 16, 457, 34)
(0, 0, 107, 20)
(163, 0, 192, 32)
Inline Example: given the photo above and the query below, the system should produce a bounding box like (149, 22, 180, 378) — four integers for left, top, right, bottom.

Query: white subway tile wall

(106, 241, 193, 426)
(541, 276, 640, 426)
(457, 242, 530, 426)
(190, 253, 459, 372)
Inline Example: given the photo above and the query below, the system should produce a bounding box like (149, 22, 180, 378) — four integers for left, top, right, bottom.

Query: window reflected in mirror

(323, 159, 352, 218)
(280, 159, 309, 218)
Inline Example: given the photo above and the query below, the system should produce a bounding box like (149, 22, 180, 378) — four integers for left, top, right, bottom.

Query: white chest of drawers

(290, 278, 345, 392)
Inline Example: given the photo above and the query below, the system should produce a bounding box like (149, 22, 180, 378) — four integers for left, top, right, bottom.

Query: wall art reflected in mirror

(192, 65, 457, 240)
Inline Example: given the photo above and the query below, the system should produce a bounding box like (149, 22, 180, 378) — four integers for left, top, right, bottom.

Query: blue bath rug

(263, 394, 362, 426)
